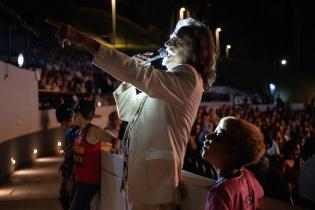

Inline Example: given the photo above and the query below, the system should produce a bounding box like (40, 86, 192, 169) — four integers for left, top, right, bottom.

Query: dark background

(1, 0, 315, 101)
(3, 0, 315, 71)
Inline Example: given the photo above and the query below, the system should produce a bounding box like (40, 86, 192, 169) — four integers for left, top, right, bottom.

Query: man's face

(162, 33, 192, 69)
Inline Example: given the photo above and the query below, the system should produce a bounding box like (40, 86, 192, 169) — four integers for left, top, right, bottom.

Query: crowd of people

(24, 42, 280, 109)
(26, 44, 122, 108)
(184, 102, 315, 208)
(57, 100, 315, 209)
(31, 46, 119, 95)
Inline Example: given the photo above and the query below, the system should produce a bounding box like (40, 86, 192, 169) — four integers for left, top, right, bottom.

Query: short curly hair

(220, 116, 265, 168)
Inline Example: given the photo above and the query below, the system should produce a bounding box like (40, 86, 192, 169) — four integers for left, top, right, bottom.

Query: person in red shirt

(70, 100, 114, 210)
(202, 116, 265, 210)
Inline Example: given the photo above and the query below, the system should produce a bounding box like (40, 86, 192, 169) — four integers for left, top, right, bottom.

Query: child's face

(202, 125, 238, 170)
(202, 126, 227, 168)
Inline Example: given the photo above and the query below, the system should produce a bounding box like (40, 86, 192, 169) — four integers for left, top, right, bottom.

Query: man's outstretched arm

(47, 19, 100, 54)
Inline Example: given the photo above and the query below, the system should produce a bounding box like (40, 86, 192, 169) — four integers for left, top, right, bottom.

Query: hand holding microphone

(133, 48, 167, 65)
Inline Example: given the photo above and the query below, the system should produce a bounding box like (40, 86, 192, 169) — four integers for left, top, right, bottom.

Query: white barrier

(100, 152, 308, 210)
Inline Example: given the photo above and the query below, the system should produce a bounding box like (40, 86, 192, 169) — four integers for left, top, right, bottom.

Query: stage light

(281, 59, 287, 65)
(269, 83, 276, 95)
(18, 53, 24, 67)
(226, 44, 232, 58)
(97, 101, 101, 107)
(11, 158, 16, 165)
(215, 28, 222, 56)
(33, 149, 38, 155)
(58, 141, 62, 147)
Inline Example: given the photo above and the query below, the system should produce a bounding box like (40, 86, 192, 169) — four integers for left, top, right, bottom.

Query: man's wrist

(122, 82, 132, 91)
(82, 35, 101, 55)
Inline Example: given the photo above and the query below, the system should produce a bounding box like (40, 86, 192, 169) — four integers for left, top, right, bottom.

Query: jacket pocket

(144, 149, 174, 160)
(144, 149, 176, 203)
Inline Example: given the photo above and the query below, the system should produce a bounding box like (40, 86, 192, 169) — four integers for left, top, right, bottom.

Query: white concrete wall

(0, 61, 117, 143)
(0, 61, 40, 143)
(0, 61, 118, 180)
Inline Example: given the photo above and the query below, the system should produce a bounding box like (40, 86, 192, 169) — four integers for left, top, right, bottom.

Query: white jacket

(93, 46, 204, 205)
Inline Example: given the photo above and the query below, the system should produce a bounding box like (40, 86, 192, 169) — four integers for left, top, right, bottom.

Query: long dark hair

(174, 18, 216, 90)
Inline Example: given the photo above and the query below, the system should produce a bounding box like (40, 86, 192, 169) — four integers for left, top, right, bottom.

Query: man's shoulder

(170, 64, 196, 73)
(170, 64, 203, 89)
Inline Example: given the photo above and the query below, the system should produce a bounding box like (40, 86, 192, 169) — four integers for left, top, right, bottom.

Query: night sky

(2, 0, 315, 73)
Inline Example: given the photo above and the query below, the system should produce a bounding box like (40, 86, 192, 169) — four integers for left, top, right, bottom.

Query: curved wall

(0, 61, 116, 181)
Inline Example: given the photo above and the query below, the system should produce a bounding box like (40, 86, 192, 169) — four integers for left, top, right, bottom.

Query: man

(50, 18, 216, 210)
(56, 104, 80, 210)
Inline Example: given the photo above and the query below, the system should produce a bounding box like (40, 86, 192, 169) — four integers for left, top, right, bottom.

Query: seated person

(277, 140, 303, 200)
(299, 137, 315, 209)
(202, 116, 265, 210)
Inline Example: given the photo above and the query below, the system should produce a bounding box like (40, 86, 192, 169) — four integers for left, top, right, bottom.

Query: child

(56, 104, 80, 210)
(202, 116, 265, 210)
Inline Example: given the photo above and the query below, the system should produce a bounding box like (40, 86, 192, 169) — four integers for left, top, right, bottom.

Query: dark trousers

(59, 176, 74, 210)
(69, 183, 100, 210)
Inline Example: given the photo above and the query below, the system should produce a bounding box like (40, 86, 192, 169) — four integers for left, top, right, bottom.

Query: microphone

(141, 48, 168, 65)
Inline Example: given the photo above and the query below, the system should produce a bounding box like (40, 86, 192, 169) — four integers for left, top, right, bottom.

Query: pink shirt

(205, 168, 264, 210)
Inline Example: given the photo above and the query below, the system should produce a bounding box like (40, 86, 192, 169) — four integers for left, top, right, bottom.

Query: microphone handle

(140, 55, 162, 65)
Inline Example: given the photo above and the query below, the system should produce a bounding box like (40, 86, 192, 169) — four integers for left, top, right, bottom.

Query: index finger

(45, 19, 66, 29)
(143, 52, 153, 56)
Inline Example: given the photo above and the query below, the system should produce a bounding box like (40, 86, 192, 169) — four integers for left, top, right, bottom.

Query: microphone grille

(158, 48, 168, 58)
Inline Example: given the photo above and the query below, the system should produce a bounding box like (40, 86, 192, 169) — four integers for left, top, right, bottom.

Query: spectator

(70, 100, 115, 210)
(299, 137, 315, 208)
(277, 140, 303, 194)
(55, 103, 80, 210)
(202, 116, 265, 210)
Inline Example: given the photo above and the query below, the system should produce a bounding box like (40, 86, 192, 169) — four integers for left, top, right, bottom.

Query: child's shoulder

(217, 169, 253, 191)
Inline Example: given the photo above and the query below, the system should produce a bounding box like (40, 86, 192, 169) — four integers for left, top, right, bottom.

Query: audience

(184, 103, 315, 208)
(299, 136, 315, 209)
(34, 49, 119, 96)
(55, 104, 80, 210)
